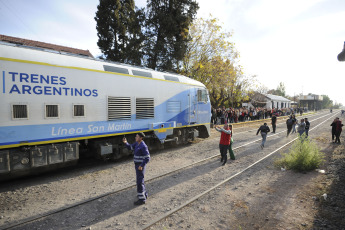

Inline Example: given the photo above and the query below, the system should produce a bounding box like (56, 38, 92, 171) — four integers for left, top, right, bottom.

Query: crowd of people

(211, 106, 307, 125)
(215, 110, 343, 166)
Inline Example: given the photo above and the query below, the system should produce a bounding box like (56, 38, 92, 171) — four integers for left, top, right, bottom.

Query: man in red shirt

(215, 124, 232, 166)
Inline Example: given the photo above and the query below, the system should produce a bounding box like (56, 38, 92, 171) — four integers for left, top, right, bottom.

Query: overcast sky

(0, 0, 344, 105)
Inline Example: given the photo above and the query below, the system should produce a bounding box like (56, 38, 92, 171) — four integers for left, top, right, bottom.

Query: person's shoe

(261, 145, 264, 149)
(134, 200, 146, 205)
(222, 162, 226, 166)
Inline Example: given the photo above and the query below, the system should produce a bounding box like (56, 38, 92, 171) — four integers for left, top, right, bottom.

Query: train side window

(197, 89, 208, 103)
(103, 65, 129, 74)
(12, 104, 28, 120)
(45, 104, 59, 118)
(73, 104, 85, 117)
(136, 98, 154, 119)
(132, 70, 152, 78)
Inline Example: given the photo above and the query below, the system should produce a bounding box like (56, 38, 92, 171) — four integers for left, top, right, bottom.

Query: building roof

(264, 94, 291, 102)
(0, 34, 93, 57)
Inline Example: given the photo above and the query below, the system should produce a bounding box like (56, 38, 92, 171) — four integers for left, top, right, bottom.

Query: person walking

(331, 118, 337, 142)
(297, 119, 306, 136)
(123, 133, 150, 205)
(228, 125, 235, 160)
(256, 123, 270, 149)
(291, 115, 297, 134)
(335, 118, 344, 144)
(305, 118, 310, 136)
(271, 114, 277, 133)
(286, 116, 293, 136)
(215, 124, 231, 166)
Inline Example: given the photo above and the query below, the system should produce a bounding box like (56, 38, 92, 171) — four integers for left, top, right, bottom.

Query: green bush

(275, 134, 325, 171)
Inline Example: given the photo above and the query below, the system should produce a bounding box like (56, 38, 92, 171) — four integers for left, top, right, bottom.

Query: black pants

(335, 131, 342, 143)
(287, 125, 292, 136)
(272, 123, 276, 133)
(219, 144, 229, 164)
(332, 131, 336, 141)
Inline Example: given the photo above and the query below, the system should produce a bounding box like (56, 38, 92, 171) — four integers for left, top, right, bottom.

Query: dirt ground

(150, 123, 345, 230)
(0, 112, 344, 230)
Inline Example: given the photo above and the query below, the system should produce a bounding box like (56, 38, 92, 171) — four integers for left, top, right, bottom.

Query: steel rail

(141, 112, 339, 229)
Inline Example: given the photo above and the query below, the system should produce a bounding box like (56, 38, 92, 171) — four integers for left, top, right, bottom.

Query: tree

(181, 17, 253, 107)
(321, 95, 333, 109)
(275, 82, 286, 97)
(144, 0, 199, 71)
(95, 0, 144, 65)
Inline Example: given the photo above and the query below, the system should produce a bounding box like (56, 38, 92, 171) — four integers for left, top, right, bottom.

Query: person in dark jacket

(291, 115, 297, 134)
(335, 118, 344, 144)
(256, 123, 270, 149)
(271, 114, 277, 133)
(305, 118, 310, 136)
(286, 116, 293, 137)
(215, 124, 231, 166)
(123, 133, 150, 205)
(331, 118, 337, 142)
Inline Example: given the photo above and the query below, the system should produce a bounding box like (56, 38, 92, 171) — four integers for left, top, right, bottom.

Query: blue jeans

(261, 133, 267, 147)
(292, 124, 296, 133)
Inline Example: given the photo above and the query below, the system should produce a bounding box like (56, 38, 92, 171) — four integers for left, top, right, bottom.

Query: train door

(189, 88, 198, 124)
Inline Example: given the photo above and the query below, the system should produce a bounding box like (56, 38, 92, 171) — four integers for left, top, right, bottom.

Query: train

(0, 41, 211, 179)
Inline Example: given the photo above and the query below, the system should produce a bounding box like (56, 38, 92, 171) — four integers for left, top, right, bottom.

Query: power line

(0, 0, 40, 39)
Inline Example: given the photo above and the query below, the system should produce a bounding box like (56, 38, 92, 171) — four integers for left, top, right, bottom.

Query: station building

(246, 94, 292, 109)
(299, 94, 323, 110)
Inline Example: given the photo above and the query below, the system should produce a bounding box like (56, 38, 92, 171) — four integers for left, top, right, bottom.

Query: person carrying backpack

(256, 123, 270, 149)
(286, 116, 293, 137)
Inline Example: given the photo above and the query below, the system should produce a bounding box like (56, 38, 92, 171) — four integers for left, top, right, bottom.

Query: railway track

(142, 111, 338, 229)
(0, 111, 335, 230)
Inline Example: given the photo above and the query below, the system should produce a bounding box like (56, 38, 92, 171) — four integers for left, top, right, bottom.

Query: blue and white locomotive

(0, 42, 211, 178)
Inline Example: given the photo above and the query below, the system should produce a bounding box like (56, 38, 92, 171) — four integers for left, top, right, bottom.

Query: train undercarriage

(0, 126, 209, 181)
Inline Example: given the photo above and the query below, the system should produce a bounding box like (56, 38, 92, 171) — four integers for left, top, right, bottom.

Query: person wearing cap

(123, 132, 150, 205)
(256, 123, 270, 149)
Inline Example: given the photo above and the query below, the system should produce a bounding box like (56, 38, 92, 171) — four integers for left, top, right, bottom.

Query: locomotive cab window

(197, 89, 208, 103)
(12, 104, 28, 119)
(73, 104, 85, 117)
(45, 104, 59, 118)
